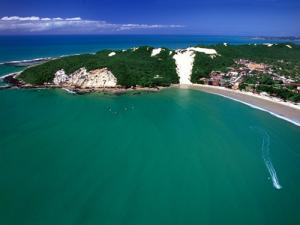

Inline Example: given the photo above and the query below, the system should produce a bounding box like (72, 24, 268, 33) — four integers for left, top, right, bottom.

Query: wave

(0, 57, 52, 66)
(212, 93, 300, 127)
(0, 72, 18, 79)
(62, 88, 77, 94)
(0, 53, 83, 66)
(251, 127, 282, 190)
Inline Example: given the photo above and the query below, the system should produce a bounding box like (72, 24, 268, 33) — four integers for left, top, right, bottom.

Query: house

(246, 63, 268, 71)
(211, 79, 220, 86)
(199, 77, 209, 84)
(288, 83, 300, 93)
(232, 82, 240, 90)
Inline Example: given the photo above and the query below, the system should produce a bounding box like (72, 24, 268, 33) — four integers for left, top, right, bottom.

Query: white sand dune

(186, 47, 217, 55)
(151, 48, 162, 57)
(173, 47, 218, 85)
(173, 50, 195, 85)
(264, 43, 273, 47)
(108, 52, 116, 57)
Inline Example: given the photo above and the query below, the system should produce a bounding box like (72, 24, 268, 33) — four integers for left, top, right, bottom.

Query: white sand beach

(185, 84, 300, 126)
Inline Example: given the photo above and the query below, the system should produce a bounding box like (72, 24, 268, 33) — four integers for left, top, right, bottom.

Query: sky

(0, 0, 299, 36)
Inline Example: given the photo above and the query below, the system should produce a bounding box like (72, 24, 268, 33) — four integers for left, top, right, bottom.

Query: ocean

(0, 35, 295, 64)
(0, 35, 300, 225)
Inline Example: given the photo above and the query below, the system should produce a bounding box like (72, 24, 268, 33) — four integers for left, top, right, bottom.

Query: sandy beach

(183, 84, 300, 126)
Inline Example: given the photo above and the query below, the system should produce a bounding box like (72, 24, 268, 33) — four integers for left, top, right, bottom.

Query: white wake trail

(252, 127, 282, 190)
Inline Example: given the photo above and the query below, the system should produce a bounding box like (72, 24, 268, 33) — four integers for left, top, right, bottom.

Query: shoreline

(2, 73, 300, 126)
(0, 73, 164, 94)
(185, 84, 300, 126)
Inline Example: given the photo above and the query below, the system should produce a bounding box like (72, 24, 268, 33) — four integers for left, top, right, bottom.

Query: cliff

(53, 67, 117, 88)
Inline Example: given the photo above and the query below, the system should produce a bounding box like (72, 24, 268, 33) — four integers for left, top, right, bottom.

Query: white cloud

(1, 16, 41, 21)
(0, 16, 184, 33)
(65, 17, 82, 21)
(117, 24, 184, 31)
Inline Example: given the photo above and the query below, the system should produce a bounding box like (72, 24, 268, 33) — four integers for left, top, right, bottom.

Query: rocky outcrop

(53, 69, 69, 84)
(53, 67, 117, 88)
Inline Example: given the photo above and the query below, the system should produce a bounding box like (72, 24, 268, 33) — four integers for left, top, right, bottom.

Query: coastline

(185, 84, 300, 126)
(0, 72, 163, 94)
(0, 55, 300, 126)
(2, 73, 300, 126)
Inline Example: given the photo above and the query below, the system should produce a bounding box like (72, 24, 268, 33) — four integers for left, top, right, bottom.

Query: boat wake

(251, 127, 282, 190)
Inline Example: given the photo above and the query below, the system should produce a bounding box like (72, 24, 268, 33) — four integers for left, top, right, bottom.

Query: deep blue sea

(0, 35, 295, 64)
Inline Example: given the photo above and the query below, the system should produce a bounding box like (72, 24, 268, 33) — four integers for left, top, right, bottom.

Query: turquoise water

(0, 88, 300, 225)
(0, 65, 24, 86)
(0, 35, 300, 225)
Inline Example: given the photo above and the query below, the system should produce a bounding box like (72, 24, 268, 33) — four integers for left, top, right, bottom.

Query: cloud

(1, 16, 41, 21)
(0, 16, 184, 33)
(117, 24, 183, 31)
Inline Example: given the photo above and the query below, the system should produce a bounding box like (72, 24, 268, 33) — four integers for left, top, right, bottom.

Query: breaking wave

(0, 57, 52, 66)
(62, 88, 77, 94)
(0, 53, 81, 66)
(251, 127, 282, 190)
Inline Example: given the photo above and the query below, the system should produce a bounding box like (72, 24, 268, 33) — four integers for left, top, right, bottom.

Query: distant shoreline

(185, 84, 300, 126)
(251, 36, 300, 42)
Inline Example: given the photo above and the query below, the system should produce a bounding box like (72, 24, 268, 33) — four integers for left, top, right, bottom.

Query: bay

(0, 88, 299, 225)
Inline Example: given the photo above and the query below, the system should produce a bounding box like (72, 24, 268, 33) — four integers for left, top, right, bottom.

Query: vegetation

(190, 43, 300, 102)
(18, 44, 300, 102)
(238, 74, 300, 102)
(191, 53, 233, 83)
(192, 43, 300, 82)
(19, 47, 178, 87)
(256, 85, 300, 102)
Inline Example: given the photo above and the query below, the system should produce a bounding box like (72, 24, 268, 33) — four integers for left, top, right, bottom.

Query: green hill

(19, 46, 178, 87)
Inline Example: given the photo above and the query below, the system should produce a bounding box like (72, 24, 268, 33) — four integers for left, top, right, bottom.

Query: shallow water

(0, 88, 299, 225)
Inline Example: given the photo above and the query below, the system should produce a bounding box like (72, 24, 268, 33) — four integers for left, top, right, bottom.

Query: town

(200, 59, 300, 96)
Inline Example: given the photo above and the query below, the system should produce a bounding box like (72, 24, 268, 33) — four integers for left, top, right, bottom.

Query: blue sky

(0, 0, 299, 35)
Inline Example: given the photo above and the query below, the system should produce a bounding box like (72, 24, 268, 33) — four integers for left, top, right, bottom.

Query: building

(288, 83, 300, 93)
(232, 82, 240, 90)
